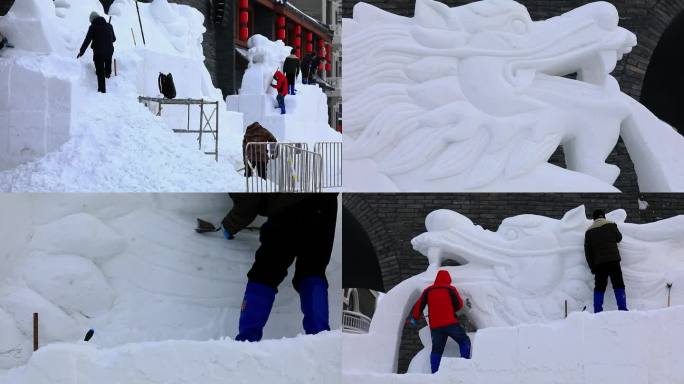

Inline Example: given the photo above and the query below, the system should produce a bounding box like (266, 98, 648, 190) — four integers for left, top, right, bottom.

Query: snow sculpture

(226, 35, 341, 144)
(0, 194, 342, 369)
(343, 0, 684, 192)
(343, 205, 684, 373)
(0, 0, 67, 53)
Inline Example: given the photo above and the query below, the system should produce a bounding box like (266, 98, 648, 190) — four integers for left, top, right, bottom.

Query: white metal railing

(244, 142, 322, 192)
(342, 310, 372, 334)
(314, 141, 342, 189)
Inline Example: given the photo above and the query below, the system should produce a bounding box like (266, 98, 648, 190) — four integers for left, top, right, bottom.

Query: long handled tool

(135, 0, 146, 45)
(667, 283, 673, 307)
(195, 218, 222, 234)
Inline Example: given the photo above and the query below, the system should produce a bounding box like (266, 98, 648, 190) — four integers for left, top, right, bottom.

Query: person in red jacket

(272, 70, 288, 115)
(410, 270, 471, 373)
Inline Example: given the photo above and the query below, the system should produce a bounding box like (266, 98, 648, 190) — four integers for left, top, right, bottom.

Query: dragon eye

(510, 17, 528, 34)
(505, 228, 519, 240)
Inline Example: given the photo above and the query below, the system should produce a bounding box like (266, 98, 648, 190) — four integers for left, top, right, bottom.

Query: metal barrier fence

(314, 142, 343, 189)
(342, 310, 372, 334)
(244, 142, 322, 192)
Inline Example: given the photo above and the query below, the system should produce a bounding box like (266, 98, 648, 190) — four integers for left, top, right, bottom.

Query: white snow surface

(1, 332, 342, 384)
(343, 0, 684, 192)
(343, 205, 684, 374)
(0, 0, 246, 191)
(344, 306, 684, 384)
(0, 194, 342, 373)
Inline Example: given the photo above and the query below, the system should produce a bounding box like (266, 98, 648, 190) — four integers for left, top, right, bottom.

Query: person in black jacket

(300, 52, 313, 84)
(77, 12, 116, 93)
(283, 50, 300, 95)
(221, 194, 338, 342)
(584, 209, 628, 313)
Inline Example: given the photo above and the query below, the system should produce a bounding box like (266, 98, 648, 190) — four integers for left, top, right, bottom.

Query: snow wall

(343, 0, 684, 192)
(0, 194, 342, 370)
(226, 35, 341, 146)
(0, 332, 342, 384)
(344, 306, 684, 384)
(343, 205, 684, 373)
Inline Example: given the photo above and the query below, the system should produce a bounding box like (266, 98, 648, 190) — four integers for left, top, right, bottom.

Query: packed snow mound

(343, 205, 684, 373)
(0, 331, 342, 384)
(343, 0, 684, 192)
(344, 307, 684, 382)
(0, 0, 245, 191)
(0, 194, 342, 370)
(227, 34, 341, 146)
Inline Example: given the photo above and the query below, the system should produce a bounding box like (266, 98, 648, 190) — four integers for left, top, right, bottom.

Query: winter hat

(592, 209, 606, 220)
(89, 12, 100, 22)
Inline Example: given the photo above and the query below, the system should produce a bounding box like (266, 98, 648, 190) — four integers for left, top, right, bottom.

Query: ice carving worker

(585, 209, 628, 312)
(77, 12, 116, 94)
(410, 270, 471, 373)
(283, 49, 300, 95)
(221, 194, 338, 342)
(272, 70, 288, 114)
(242, 122, 277, 180)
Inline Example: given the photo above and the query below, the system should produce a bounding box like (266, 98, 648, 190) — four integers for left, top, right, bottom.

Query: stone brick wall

(342, 0, 684, 193)
(343, 192, 684, 372)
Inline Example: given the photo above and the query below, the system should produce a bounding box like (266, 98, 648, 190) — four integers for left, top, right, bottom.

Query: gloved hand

(223, 227, 235, 240)
(408, 318, 418, 327)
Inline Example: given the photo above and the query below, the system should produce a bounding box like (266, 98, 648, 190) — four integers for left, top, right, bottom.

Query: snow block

(0, 286, 80, 343)
(0, 59, 71, 171)
(30, 213, 127, 264)
(19, 254, 116, 318)
(0, 308, 31, 369)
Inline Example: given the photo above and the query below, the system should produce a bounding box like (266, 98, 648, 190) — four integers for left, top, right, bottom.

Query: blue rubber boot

(430, 353, 442, 374)
(615, 288, 628, 311)
(594, 290, 605, 313)
(297, 276, 330, 335)
(235, 282, 276, 342)
(459, 338, 472, 359)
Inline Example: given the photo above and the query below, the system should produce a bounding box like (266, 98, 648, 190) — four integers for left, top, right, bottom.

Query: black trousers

(594, 261, 625, 291)
(245, 161, 267, 179)
(247, 195, 338, 291)
(93, 53, 112, 93)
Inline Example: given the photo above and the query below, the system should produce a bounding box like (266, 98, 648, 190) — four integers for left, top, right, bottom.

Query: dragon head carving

(343, 0, 638, 191)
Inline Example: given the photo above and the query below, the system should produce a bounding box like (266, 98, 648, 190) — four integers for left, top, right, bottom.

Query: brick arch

(342, 195, 404, 291)
(619, 0, 684, 101)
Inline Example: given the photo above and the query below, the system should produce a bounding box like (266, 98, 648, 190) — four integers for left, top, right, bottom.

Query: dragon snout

(564, 2, 620, 32)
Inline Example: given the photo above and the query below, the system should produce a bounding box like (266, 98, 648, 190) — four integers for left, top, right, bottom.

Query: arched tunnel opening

(641, 11, 684, 135)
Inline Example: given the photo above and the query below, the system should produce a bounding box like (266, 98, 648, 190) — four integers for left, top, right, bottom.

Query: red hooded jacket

(272, 70, 288, 96)
(411, 270, 464, 329)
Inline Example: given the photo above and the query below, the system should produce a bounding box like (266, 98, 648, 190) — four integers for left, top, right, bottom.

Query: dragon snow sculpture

(342, 205, 684, 373)
(343, 0, 684, 192)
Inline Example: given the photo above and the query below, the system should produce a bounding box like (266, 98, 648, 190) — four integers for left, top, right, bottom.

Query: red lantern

(239, 11, 249, 24)
(295, 48, 301, 57)
(306, 43, 313, 52)
(306, 32, 313, 41)
(276, 29, 286, 40)
(239, 27, 249, 41)
(294, 37, 301, 46)
(239, 0, 248, 9)
(325, 63, 332, 72)
(318, 39, 325, 48)
(294, 25, 301, 34)
(318, 63, 324, 71)
(277, 16, 286, 27)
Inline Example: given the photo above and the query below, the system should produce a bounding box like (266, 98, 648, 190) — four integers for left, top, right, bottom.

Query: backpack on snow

(158, 72, 176, 99)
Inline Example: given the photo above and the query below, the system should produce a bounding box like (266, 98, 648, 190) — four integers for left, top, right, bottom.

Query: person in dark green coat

(585, 209, 628, 313)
